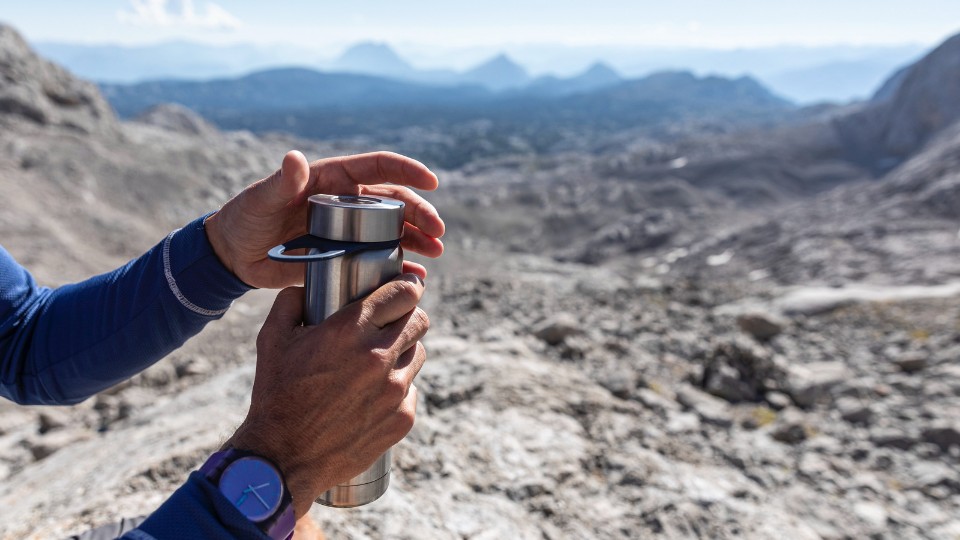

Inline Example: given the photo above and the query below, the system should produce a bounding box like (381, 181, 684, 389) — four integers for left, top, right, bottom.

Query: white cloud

(117, 0, 242, 30)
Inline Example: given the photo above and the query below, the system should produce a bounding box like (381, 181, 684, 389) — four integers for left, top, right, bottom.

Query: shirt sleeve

(0, 214, 252, 405)
(120, 472, 270, 540)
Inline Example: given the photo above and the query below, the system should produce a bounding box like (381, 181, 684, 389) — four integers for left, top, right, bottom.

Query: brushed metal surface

(307, 194, 405, 243)
(314, 468, 391, 508)
(304, 194, 404, 508)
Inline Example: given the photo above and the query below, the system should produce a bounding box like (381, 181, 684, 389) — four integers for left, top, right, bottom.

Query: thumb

(259, 150, 310, 211)
(263, 287, 305, 332)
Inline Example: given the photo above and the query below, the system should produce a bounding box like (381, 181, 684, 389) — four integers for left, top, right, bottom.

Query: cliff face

(0, 24, 116, 135)
(835, 33, 960, 165)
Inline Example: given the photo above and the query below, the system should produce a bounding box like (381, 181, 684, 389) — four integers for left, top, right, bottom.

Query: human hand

(224, 274, 428, 517)
(205, 151, 444, 288)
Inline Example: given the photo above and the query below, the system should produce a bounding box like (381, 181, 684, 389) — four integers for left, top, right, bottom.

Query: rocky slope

(1, 23, 959, 540)
(835, 32, 960, 167)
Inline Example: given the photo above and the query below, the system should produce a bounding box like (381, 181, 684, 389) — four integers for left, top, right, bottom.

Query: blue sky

(4, 0, 960, 50)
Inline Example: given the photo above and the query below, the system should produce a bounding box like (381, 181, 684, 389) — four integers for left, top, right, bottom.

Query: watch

(200, 449, 296, 540)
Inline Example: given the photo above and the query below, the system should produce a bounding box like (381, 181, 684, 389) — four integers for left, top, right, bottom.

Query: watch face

(219, 457, 284, 523)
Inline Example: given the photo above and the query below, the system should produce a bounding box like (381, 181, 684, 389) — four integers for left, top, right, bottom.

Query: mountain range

(34, 39, 927, 103)
(99, 65, 791, 167)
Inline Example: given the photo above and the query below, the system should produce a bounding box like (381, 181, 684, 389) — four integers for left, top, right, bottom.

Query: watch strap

(201, 449, 296, 540)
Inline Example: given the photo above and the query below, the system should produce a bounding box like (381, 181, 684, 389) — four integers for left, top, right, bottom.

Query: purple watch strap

(201, 449, 296, 540)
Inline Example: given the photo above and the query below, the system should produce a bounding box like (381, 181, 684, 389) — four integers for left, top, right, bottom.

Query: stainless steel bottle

(269, 193, 405, 508)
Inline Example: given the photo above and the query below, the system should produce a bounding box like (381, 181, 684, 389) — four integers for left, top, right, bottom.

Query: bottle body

(269, 194, 406, 508)
(306, 245, 402, 508)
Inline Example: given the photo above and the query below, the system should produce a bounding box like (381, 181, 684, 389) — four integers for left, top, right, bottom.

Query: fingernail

(399, 273, 424, 286)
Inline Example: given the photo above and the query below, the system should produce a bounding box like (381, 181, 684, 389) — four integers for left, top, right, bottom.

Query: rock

(785, 361, 853, 408)
(736, 312, 786, 341)
(869, 428, 917, 450)
(635, 388, 680, 414)
(852, 501, 888, 530)
(135, 103, 218, 137)
(675, 385, 734, 427)
(38, 409, 72, 434)
(699, 339, 781, 403)
(921, 423, 960, 452)
(0, 24, 116, 134)
(909, 460, 960, 494)
(835, 397, 874, 425)
(893, 351, 928, 373)
(531, 313, 582, 345)
(765, 391, 792, 410)
(24, 429, 91, 461)
(666, 411, 701, 433)
(175, 356, 213, 378)
(771, 409, 813, 444)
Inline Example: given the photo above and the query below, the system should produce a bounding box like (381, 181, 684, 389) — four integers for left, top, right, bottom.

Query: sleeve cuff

(162, 213, 252, 317)
(132, 471, 269, 540)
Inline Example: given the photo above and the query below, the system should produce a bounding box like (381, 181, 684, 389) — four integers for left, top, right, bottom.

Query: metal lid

(307, 194, 405, 242)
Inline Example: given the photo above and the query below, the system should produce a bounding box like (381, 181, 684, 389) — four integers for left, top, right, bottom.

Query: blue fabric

(125, 472, 269, 540)
(1, 215, 266, 539)
(0, 215, 250, 404)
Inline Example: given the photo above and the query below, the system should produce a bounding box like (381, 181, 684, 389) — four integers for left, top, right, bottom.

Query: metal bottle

(269, 193, 405, 508)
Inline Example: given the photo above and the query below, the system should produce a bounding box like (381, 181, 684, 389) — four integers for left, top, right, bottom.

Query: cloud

(117, 0, 242, 30)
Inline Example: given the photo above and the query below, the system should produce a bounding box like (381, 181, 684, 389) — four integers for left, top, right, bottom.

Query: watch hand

(235, 486, 253, 507)
(251, 486, 271, 510)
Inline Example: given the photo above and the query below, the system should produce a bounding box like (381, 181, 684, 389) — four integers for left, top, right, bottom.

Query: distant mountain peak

(463, 53, 530, 91)
(333, 41, 413, 76)
(581, 61, 620, 79)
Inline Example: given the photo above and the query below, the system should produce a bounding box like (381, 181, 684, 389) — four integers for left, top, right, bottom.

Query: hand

(224, 274, 429, 517)
(205, 151, 445, 288)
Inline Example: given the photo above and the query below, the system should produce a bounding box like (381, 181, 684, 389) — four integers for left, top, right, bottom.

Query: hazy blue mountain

(461, 54, 531, 91)
(526, 62, 622, 96)
(763, 57, 923, 103)
(99, 64, 791, 159)
(35, 38, 929, 103)
(332, 41, 414, 78)
(33, 41, 312, 83)
(99, 68, 492, 117)
(595, 71, 790, 108)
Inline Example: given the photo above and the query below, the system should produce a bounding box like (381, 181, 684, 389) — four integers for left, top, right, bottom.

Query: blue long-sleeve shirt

(1, 216, 271, 539)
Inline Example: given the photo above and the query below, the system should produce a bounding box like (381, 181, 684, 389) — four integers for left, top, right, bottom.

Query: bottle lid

(307, 194, 405, 242)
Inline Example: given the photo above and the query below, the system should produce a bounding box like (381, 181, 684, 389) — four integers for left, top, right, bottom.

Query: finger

(334, 151, 439, 191)
(263, 287, 305, 331)
(376, 307, 429, 360)
(401, 260, 427, 280)
(360, 184, 445, 238)
(361, 274, 425, 330)
(401, 223, 444, 258)
(392, 341, 426, 383)
(252, 151, 311, 214)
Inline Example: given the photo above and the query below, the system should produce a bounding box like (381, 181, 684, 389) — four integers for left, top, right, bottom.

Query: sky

(3, 0, 960, 51)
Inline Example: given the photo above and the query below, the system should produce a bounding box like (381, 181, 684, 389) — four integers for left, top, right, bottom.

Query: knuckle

(391, 408, 416, 439)
(391, 279, 421, 305)
(362, 347, 393, 370)
(412, 307, 430, 332)
(382, 377, 408, 404)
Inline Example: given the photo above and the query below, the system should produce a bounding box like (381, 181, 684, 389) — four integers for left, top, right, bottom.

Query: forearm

(0, 215, 251, 405)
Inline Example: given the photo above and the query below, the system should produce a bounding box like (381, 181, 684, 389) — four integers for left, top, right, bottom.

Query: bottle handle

(267, 235, 401, 263)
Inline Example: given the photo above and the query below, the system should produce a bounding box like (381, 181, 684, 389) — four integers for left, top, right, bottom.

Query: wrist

(203, 211, 238, 278)
(200, 448, 296, 539)
(224, 424, 318, 518)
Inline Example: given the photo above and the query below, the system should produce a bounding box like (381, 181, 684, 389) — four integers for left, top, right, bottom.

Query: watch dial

(219, 457, 284, 522)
